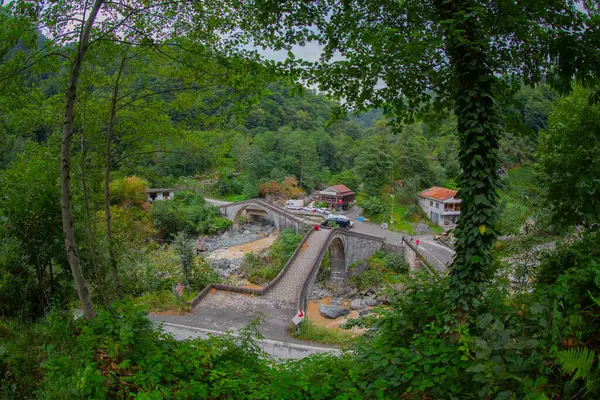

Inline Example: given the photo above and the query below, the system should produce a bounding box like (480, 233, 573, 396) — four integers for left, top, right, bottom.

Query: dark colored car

(320, 219, 352, 230)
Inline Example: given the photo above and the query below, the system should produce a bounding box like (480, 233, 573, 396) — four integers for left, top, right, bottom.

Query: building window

(435, 202, 439, 208)
(429, 200, 433, 206)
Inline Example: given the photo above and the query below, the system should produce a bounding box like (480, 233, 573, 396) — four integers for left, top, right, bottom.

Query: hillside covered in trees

(1, 1, 600, 399)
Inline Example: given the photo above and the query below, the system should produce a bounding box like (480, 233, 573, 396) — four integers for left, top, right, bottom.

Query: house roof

(419, 187, 458, 201)
(146, 188, 175, 193)
(329, 184, 354, 194)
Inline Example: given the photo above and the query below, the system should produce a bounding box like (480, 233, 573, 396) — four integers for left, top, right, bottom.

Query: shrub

(357, 194, 386, 217)
(384, 252, 409, 273)
(403, 203, 422, 222)
(289, 320, 355, 345)
(109, 176, 149, 207)
(150, 191, 231, 239)
(239, 229, 303, 284)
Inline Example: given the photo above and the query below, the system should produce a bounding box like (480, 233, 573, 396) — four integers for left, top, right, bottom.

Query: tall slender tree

(7, 0, 267, 318)
(243, 0, 600, 313)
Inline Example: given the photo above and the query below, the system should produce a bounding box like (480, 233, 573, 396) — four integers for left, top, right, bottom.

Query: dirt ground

(207, 235, 278, 260)
(307, 297, 367, 334)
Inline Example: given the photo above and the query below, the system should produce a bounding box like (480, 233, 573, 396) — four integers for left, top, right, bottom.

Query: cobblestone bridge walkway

(151, 229, 332, 342)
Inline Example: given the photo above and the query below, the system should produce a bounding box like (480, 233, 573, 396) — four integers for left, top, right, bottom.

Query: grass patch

(135, 290, 194, 314)
(364, 196, 448, 235)
(289, 319, 355, 345)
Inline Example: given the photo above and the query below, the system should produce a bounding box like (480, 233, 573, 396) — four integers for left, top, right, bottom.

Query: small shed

(146, 188, 175, 202)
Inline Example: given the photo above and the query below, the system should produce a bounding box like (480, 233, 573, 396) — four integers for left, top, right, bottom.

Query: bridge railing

(295, 228, 385, 314)
(189, 226, 316, 308)
(220, 199, 308, 226)
(401, 237, 442, 279)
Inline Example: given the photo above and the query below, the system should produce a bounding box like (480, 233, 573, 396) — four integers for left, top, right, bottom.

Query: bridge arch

(219, 199, 306, 234)
(231, 203, 274, 231)
(328, 236, 347, 287)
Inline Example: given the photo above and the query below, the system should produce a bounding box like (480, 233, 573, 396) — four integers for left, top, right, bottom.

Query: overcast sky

(257, 42, 324, 63)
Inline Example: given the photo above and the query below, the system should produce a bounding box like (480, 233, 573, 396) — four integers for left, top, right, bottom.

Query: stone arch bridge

(153, 199, 445, 340)
(219, 199, 308, 233)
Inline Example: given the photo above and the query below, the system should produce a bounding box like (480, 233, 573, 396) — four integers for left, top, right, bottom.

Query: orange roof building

(418, 187, 461, 228)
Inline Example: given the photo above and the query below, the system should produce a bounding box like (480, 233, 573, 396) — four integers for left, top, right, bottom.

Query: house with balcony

(314, 184, 355, 211)
(418, 187, 461, 228)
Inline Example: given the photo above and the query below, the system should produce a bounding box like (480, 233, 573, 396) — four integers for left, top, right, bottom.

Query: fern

(557, 347, 595, 382)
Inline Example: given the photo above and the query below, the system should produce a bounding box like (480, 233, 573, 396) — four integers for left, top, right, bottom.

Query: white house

(146, 188, 175, 202)
(418, 187, 461, 228)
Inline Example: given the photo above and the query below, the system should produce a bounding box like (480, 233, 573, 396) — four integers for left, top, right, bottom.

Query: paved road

(156, 321, 341, 359)
(344, 208, 455, 270)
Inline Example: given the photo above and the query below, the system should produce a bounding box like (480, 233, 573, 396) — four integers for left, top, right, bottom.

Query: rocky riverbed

(197, 220, 277, 278)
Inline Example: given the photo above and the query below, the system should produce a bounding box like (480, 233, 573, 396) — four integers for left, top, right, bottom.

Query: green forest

(1, 0, 600, 398)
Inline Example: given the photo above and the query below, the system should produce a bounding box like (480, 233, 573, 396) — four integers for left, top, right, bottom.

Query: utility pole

(389, 193, 395, 227)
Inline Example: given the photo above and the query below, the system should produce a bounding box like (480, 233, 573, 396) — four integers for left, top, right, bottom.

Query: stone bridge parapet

(219, 199, 308, 233)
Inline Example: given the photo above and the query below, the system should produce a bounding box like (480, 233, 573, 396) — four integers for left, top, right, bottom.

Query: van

(285, 200, 304, 210)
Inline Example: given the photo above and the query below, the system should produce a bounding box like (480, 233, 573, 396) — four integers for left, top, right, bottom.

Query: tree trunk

(81, 136, 107, 305)
(436, 0, 500, 313)
(300, 157, 304, 187)
(60, 0, 104, 321)
(105, 54, 126, 298)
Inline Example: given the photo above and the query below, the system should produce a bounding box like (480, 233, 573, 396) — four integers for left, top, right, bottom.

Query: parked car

(320, 219, 353, 230)
(316, 208, 330, 215)
(322, 214, 354, 230)
(303, 206, 317, 212)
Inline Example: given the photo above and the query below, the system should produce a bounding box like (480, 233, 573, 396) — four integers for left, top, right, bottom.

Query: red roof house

(418, 187, 461, 227)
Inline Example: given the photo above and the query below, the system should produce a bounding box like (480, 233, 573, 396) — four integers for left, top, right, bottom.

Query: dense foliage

(1, 1, 600, 399)
(150, 191, 231, 240)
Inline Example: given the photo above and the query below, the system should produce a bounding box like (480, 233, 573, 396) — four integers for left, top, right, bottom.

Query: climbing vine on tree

(243, 0, 600, 314)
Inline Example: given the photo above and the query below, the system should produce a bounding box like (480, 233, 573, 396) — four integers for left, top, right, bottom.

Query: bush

(150, 190, 231, 239)
(357, 194, 386, 217)
(120, 246, 220, 297)
(289, 320, 355, 345)
(135, 290, 192, 313)
(402, 203, 422, 221)
(240, 252, 280, 284)
(109, 176, 149, 207)
(239, 229, 303, 284)
(384, 252, 409, 273)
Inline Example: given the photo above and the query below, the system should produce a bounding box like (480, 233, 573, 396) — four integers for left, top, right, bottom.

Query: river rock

(319, 304, 349, 319)
(310, 282, 333, 300)
(359, 310, 372, 317)
(330, 297, 343, 306)
(364, 298, 379, 307)
(414, 223, 432, 235)
(350, 299, 365, 310)
(196, 239, 208, 252)
(376, 295, 389, 305)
